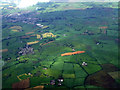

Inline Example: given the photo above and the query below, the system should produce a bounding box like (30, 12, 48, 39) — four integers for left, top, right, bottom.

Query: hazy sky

(18, 0, 50, 8)
(2, 0, 119, 8)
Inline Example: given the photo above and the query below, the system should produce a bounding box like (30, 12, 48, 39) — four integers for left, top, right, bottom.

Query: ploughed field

(1, 2, 120, 89)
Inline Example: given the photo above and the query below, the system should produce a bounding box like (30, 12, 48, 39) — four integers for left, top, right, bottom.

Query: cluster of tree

(63, 42, 74, 48)
(17, 56, 29, 63)
(44, 37, 55, 43)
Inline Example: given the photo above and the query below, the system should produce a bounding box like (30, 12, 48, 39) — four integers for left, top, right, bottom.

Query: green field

(1, 2, 120, 89)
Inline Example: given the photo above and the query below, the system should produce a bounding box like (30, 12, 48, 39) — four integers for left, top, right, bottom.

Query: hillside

(1, 2, 120, 89)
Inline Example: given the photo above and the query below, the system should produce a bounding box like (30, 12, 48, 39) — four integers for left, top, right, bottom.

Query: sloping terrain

(1, 2, 120, 89)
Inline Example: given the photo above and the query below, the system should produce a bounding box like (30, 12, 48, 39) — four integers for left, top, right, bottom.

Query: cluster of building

(81, 30, 94, 35)
(81, 27, 108, 35)
(22, 17, 39, 25)
(0, 3, 18, 10)
(82, 62, 87, 66)
(36, 24, 44, 28)
(50, 77, 64, 86)
(36, 23, 49, 29)
(18, 46, 34, 55)
(7, 16, 39, 24)
(4, 11, 40, 25)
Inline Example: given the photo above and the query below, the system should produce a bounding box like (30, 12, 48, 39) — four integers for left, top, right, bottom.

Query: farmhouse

(82, 62, 87, 66)
(36, 24, 44, 27)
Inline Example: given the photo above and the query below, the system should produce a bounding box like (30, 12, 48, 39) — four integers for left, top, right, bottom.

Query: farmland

(1, 2, 120, 89)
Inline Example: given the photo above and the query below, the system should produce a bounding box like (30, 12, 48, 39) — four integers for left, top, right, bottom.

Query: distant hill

(1, 1, 118, 15)
(50, 0, 68, 2)
(50, 0, 119, 2)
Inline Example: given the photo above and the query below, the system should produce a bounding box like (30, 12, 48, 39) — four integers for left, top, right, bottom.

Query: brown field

(99, 26, 108, 29)
(21, 34, 36, 39)
(61, 51, 85, 56)
(12, 78, 30, 89)
(108, 71, 120, 79)
(85, 70, 118, 88)
(0, 49, 8, 52)
(41, 41, 54, 46)
(25, 32, 34, 35)
(101, 64, 119, 72)
(25, 85, 44, 90)
(21, 36, 30, 39)
(64, 7, 86, 10)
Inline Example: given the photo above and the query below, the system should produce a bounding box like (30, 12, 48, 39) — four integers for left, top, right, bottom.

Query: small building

(72, 49, 75, 51)
(82, 62, 87, 66)
(50, 80, 55, 85)
(28, 73, 31, 75)
(43, 68, 47, 70)
(96, 42, 100, 45)
(58, 82, 62, 86)
(36, 24, 44, 27)
(58, 76, 64, 82)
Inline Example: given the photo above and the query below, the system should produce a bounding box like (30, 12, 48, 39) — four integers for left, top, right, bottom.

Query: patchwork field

(1, 2, 120, 89)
